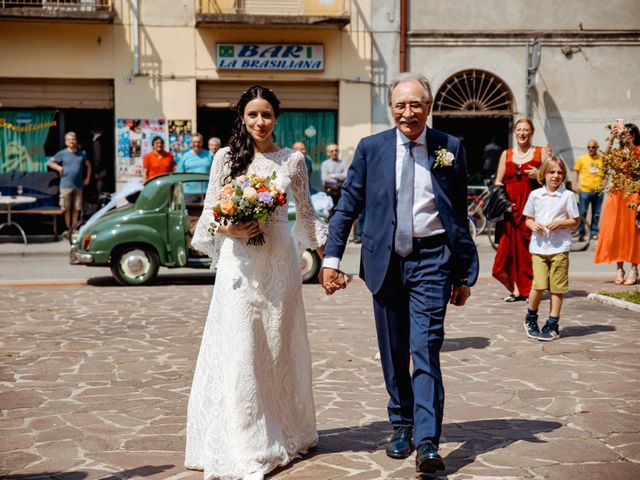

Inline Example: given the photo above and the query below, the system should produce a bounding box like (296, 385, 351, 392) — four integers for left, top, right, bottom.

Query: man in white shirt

(523, 158, 579, 341)
(321, 143, 347, 214)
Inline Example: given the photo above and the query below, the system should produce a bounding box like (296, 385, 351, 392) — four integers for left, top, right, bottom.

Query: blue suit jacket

(325, 127, 479, 295)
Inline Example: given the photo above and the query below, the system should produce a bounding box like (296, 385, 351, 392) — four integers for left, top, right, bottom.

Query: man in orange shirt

(143, 136, 175, 181)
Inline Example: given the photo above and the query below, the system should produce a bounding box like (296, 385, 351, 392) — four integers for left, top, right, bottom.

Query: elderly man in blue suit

(320, 72, 479, 474)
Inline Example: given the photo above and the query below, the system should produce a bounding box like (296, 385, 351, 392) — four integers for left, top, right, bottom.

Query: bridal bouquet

(210, 171, 287, 245)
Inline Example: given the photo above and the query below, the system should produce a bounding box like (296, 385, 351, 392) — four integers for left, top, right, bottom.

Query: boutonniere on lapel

(434, 147, 455, 169)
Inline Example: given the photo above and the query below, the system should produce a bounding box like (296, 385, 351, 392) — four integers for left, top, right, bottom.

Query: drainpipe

(131, 0, 140, 75)
(399, 0, 407, 72)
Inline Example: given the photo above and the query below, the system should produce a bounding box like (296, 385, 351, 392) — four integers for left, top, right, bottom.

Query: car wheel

(110, 245, 160, 286)
(300, 249, 320, 284)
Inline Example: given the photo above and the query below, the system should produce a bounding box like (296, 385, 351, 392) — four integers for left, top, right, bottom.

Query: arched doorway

(431, 69, 515, 183)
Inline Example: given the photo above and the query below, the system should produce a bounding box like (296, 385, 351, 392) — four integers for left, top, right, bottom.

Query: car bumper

(70, 245, 94, 265)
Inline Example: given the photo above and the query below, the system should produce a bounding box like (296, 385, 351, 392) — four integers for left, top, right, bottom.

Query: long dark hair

(224, 85, 281, 183)
(625, 123, 640, 147)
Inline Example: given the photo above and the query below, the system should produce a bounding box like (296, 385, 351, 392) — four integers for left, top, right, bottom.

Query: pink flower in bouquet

(220, 199, 237, 215)
(220, 183, 235, 198)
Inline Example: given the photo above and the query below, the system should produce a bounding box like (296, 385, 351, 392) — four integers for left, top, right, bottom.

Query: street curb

(0, 251, 69, 257)
(0, 280, 88, 288)
(588, 293, 640, 313)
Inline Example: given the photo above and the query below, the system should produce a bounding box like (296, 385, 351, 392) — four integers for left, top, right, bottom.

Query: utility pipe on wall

(131, 0, 140, 75)
(400, 0, 407, 72)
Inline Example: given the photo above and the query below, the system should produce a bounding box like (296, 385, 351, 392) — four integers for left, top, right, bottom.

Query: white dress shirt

(323, 127, 444, 270)
(396, 128, 445, 238)
(522, 185, 580, 254)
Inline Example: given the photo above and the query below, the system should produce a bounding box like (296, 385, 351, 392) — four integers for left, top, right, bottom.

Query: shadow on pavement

(442, 336, 490, 352)
(425, 418, 563, 478)
(276, 418, 561, 479)
(563, 289, 590, 299)
(0, 474, 87, 480)
(86, 273, 215, 287)
(561, 324, 616, 337)
(2, 465, 174, 479)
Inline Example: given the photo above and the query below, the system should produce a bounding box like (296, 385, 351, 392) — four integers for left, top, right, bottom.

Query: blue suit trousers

(372, 237, 452, 447)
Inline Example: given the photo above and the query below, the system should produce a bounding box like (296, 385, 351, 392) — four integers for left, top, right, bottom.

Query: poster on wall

(116, 118, 166, 179)
(168, 119, 192, 166)
(0, 111, 57, 173)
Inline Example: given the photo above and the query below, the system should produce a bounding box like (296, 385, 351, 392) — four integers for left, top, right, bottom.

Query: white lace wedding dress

(185, 147, 326, 480)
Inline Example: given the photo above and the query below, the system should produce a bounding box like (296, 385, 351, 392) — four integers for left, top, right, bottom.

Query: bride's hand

(218, 221, 261, 239)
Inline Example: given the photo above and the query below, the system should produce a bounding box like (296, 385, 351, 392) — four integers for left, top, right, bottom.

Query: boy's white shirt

(522, 185, 580, 255)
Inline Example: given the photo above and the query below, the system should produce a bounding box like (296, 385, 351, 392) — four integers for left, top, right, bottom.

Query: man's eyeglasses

(392, 102, 426, 114)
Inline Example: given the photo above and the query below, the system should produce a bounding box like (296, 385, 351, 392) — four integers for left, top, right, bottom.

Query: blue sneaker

(524, 312, 540, 339)
(538, 320, 560, 341)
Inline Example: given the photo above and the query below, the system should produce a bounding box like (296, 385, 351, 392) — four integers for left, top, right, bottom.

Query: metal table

(0, 195, 37, 245)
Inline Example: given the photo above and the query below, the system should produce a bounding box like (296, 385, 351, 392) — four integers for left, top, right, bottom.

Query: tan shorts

(532, 252, 569, 294)
(59, 187, 83, 211)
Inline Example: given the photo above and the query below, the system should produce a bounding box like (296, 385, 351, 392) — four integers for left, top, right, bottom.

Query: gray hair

(209, 136, 221, 145)
(64, 131, 77, 140)
(388, 72, 433, 105)
(192, 132, 204, 142)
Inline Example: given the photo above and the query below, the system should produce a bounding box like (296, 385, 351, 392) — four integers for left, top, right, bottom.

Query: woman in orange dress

(492, 118, 546, 302)
(594, 123, 640, 285)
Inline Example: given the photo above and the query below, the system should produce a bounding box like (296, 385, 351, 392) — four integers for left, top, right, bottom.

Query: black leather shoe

(415, 441, 445, 473)
(385, 426, 413, 459)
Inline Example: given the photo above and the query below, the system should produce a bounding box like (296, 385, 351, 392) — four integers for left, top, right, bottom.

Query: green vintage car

(70, 173, 321, 286)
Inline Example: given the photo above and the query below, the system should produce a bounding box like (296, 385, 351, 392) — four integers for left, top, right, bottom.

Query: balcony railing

(0, 0, 113, 21)
(0, 0, 111, 10)
(197, 0, 350, 26)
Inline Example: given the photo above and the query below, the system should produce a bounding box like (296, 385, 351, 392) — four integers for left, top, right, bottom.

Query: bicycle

(467, 184, 490, 235)
(486, 216, 591, 252)
(467, 214, 477, 242)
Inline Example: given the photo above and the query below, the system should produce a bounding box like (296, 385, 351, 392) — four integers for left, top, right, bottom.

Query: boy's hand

(529, 221, 545, 232)
(546, 220, 563, 230)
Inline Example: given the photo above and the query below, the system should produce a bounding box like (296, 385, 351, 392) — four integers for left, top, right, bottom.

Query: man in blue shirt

(47, 131, 92, 233)
(178, 133, 212, 195)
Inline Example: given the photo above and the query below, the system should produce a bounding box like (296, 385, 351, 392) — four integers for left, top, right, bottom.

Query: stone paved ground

(1, 278, 639, 480)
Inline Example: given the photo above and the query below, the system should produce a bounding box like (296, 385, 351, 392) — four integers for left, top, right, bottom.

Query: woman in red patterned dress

(492, 118, 546, 302)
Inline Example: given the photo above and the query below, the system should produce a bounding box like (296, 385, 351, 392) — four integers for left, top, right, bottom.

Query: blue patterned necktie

(395, 141, 416, 257)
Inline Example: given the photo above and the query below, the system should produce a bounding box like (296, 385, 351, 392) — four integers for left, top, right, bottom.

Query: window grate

(433, 70, 514, 115)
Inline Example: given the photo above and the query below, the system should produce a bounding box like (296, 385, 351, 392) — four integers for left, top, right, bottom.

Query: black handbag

(484, 185, 512, 223)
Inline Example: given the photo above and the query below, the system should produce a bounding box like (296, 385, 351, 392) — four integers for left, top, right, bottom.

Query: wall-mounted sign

(217, 44, 324, 71)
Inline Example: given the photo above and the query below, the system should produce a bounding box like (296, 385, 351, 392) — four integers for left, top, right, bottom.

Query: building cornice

(409, 30, 640, 47)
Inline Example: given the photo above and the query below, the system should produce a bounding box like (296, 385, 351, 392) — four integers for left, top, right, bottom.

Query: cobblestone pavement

(1, 278, 639, 480)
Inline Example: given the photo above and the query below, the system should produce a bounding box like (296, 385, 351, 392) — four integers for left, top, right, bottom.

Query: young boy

(522, 157, 580, 341)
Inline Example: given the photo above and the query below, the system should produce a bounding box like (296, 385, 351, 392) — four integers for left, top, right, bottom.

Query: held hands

(319, 267, 348, 295)
(529, 221, 546, 232)
(218, 220, 261, 239)
(545, 219, 567, 231)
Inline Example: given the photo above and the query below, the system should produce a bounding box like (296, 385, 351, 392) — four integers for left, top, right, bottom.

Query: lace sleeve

(191, 147, 228, 268)
(288, 150, 328, 250)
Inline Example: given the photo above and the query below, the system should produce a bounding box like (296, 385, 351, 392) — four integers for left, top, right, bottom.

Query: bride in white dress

(185, 85, 327, 480)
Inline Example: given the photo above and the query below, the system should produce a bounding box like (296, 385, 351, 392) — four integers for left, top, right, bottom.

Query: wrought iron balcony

(0, 0, 114, 22)
(197, 0, 350, 28)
